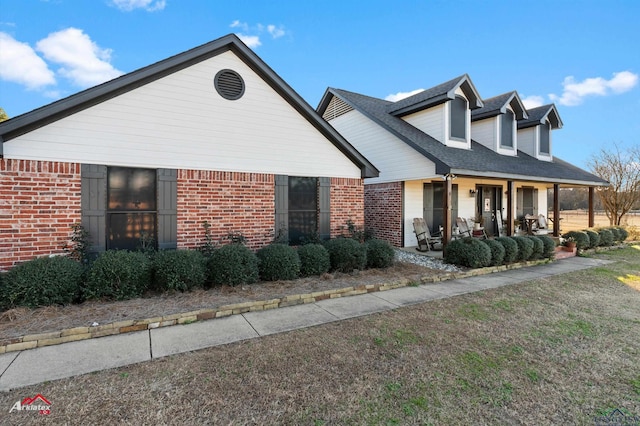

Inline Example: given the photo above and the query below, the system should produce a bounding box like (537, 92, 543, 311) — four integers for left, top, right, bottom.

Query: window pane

(539, 123, 550, 154)
(108, 213, 156, 251)
(288, 177, 318, 245)
(501, 110, 513, 148)
(450, 96, 467, 140)
(108, 167, 156, 211)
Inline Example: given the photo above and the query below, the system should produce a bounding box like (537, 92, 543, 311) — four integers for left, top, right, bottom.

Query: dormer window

(450, 96, 468, 140)
(501, 110, 514, 148)
(539, 121, 550, 154)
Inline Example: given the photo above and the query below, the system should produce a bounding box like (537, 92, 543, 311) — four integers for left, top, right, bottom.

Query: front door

(476, 186, 502, 237)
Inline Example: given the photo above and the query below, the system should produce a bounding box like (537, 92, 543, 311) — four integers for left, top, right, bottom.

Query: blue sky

(1, 0, 638, 169)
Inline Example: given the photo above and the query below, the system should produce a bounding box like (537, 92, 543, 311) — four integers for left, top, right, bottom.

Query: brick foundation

(364, 182, 403, 247)
(177, 170, 275, 250)
(0, 159, 82, 271)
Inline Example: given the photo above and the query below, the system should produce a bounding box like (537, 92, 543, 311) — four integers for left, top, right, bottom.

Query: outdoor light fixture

(469, 189, 476, 197)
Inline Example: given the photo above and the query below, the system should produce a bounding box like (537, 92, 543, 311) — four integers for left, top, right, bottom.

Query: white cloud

(236, 34, 261, 48)
(385, 89, 424, 102)
(521, 95, 544, 109)
(267, 24, 285, 39)
(110, 0, 166, 12)
(36, 28, 124, 88)
(549, 71, 639, 106)
(230, 21, 287, 48)
(0, 32, 56, 89)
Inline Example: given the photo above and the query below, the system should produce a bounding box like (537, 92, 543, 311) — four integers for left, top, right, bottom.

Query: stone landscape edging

(0, 258, 552, 354)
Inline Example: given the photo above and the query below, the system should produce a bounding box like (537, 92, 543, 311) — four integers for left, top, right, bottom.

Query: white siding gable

(471, 117, 496, 151)
(5, 51, 361, 178)
(403, 104, 444, 143)
(517, 125, 553, 161)
(327, 108, 437, 184)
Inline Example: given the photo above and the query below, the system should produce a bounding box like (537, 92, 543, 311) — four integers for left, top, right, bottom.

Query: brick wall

(330, 177, 365, 238)
(0, 159, 81, 271)
(364, 182, 403, 247)
(177, 170, 275, 250)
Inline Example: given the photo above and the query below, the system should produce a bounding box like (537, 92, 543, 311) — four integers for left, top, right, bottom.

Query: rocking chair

(412, 218, 443, 252)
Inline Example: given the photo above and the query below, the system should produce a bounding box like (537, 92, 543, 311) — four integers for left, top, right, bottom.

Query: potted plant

(562, 236, 576, 251)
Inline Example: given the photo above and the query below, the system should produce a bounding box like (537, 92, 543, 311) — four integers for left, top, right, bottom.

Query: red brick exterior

(330, 177, 365, 238)
(0, 159, 82, 271)
(177, 170, 276, 250)
(1, 163, 366, 270)
(364, 182, 403, 247)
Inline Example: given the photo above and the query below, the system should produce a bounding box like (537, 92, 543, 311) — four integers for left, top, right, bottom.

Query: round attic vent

(214, 69, 245, 100)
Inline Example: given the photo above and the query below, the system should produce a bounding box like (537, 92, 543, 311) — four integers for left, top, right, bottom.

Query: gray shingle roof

(324, 88, 606, 186)
(518, 104, 563, 129)
(471, 91, 528, 121)
(387, 74, 483, 116)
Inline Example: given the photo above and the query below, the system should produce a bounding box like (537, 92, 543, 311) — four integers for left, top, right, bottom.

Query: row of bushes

(562, 226, 628, 251)
(444, 235, 556, 268)
(0, 238, 396, 310)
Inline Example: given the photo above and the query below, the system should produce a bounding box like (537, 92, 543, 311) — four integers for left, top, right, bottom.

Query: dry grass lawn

(1, 247, 639, 425)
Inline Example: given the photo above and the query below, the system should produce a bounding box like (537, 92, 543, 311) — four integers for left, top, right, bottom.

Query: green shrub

(256, 244, 300, 281)
(444, 238, 491, 268)
(324, 238, 367, 273)
(297, 244, 331, 277)
(607, 227, 621, 242)
(526, 236, 544, 260)
(0, 256, 84, 309)
(85, 250, 152, 300)
(611, 226, 628, 242)
(153, 250, 207, 292)
(495, 237, 518, 263)
(209, 243, 259, 286)
(510, 236, 533, 262)
(583, 230, 601, 249)
(481, 239, 505, 266)
(365, 238, 395, 269)
(597, 228, 614, 246)
(562, 231, 590, 251)
(536, 235, 556, 259)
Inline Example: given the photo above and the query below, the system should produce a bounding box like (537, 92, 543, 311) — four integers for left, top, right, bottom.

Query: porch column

(506, 180, 514, 236)
(553, 184, 560, 237)
(443, 175, 452, 247)
(588, 187, 595, 228)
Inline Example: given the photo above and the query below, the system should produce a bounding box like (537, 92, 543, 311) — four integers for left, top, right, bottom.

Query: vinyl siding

(402, 104, 444, 143)
(327, 109, 437, 184)
(471, 117, 496, 151)
(517, 127, 536, 158)
(4, 51, 361, 179)
(403, 180, 424, 247)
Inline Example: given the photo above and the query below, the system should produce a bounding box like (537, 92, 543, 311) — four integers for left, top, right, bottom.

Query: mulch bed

(0, 262, 443, 340)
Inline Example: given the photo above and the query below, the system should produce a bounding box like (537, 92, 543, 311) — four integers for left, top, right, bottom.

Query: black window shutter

(157, 169, 177, 250)
(275, 175, 289, 241)
(318, 177, 331, 240)
(81, 164, 107, 254)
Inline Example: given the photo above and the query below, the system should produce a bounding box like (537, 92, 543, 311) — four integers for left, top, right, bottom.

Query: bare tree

(589, 143, 640, 225)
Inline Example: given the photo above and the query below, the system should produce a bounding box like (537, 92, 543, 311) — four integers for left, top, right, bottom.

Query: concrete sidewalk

(0, 256, 611, 392)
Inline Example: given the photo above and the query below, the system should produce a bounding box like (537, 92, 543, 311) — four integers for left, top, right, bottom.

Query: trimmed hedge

(510, 236, 533, 262)
(365, 238, 395, 269)
(608, 227, 621, 242)
(85, 250, 152, 300)
(297, 244, 331, 277)
(611, 226, 628, 242)
(0, 256, 84, 309)
(583, 230, 601, 249)
(495, 237, 518, 263)
(597, 228, 614, 247)
(324, 238, 367, 273)
(562, 230, 590, 251)
(481, 239, 505, 266)
(257, 244, 301, 281)
(526, 236, 544, 260)
(153, 250, 207, 292)
(536, 235, 556, 259)
(444, 238, 491, 268)
(209, 243, 259, 286)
